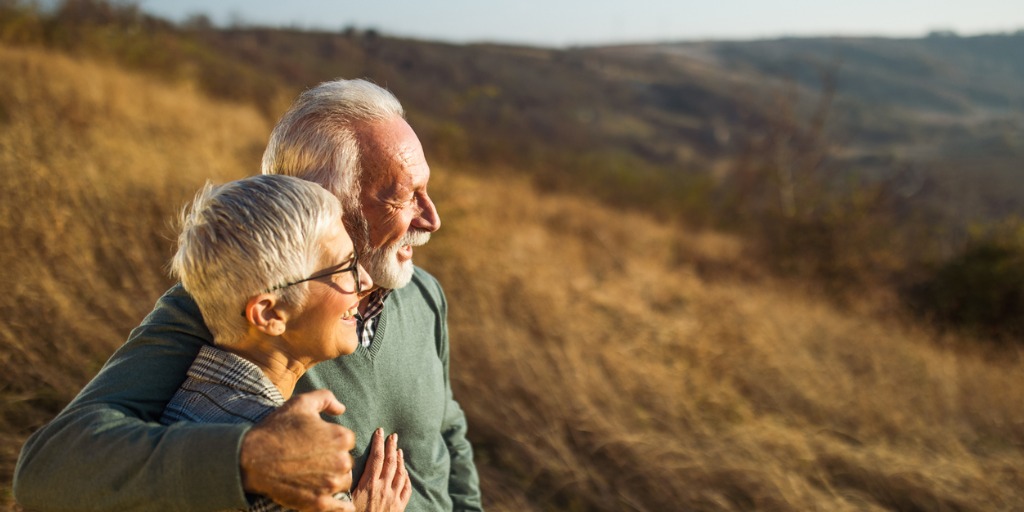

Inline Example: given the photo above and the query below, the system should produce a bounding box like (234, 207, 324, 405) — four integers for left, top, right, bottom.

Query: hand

(351, 428, 413, 512)
(240, 389, 357, 512)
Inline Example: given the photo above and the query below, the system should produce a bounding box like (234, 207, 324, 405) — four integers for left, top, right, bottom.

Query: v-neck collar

(356, 296, 390, 360)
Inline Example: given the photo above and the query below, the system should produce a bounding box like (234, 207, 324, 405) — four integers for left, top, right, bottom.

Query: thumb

(294, 389, 346, 417)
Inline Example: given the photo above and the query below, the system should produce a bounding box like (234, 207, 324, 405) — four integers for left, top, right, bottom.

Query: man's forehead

(358, 118, 429, 191)
(371, 165, 428, 199)
(356, 116, 419, 152)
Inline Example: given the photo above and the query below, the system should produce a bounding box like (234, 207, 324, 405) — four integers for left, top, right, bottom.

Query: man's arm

(13, 284, 252, 511)
(434, 281, 484, 512)
(441, 395, 483, 512)
(15, 284, 358, 512)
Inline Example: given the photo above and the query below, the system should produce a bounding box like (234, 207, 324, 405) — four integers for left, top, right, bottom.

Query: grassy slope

(2, 45, 1023, 510)
(427, 171, 1024, 510)
(0, 44, 265, 501)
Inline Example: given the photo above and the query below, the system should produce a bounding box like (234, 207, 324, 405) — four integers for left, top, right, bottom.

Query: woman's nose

(356, 263, 374, 292)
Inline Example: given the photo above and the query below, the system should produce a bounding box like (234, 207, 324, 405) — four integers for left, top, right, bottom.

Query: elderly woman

(160, 174, 410, 512)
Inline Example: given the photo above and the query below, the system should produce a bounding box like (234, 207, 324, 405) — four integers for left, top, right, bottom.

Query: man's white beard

(362, 229, 431, 289)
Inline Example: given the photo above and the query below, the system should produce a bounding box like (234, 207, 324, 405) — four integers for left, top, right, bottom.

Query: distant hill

(188, 28, 1024, 224)
(5, 1, 1021, 229)
(584, 33, 1024, 222)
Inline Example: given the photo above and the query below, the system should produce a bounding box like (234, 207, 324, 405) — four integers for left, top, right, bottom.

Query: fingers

(394, 448, 411, 495)
(380, 432, 399, 485)
(239, 393, 356, 510)
(347, 429, 412, 512)
(367, 428, 386, 478)
(334, 427, 357, 463)
(400, 477, 412, 506)
(396, 449, 412, 507)
(355, 428, 382, 489)
(324, 463, 353, 494)
(316, 424, 356, 475)
(392, 449, 406, 490)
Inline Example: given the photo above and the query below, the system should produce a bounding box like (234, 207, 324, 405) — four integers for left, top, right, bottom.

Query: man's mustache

(402, 229, 431, 247)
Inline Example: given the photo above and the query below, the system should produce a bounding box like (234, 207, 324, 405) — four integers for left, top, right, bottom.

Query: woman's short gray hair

(171, 174, 343, 347)
(261, 79, 404, 226)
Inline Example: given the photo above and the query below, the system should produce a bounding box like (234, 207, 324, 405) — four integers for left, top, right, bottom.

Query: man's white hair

(171, 174, 343, 347)
(261, 78, 404, 243)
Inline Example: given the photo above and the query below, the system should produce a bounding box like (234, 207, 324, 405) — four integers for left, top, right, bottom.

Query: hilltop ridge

(4, 1, 1022, 230)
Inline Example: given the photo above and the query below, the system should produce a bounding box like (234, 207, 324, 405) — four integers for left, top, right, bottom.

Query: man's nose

(413, 193, 441, 232)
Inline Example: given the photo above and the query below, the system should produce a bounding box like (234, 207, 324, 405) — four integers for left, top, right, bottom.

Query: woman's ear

(244, 293, 288, 336)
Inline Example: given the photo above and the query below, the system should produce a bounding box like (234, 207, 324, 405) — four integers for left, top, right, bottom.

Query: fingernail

(376, 428, 383, 436)
(398, 449, 404, 459)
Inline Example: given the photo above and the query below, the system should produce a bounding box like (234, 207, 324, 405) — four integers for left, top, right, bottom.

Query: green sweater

(14, 267, 482, 512)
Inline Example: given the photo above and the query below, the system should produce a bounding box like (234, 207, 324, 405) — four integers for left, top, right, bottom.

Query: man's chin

(368, 258, 415, 290)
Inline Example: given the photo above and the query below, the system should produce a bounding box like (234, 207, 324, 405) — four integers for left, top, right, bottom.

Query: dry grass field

(2, 44, 1023, 511)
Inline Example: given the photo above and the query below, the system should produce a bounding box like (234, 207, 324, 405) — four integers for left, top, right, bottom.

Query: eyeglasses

(268, 253, 362, 295)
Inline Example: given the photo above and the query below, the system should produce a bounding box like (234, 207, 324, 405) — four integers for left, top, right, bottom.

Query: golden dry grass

(0, 44, 263, 503)
(423, 172, 1024, 511)
(2, 44, 1023, 511)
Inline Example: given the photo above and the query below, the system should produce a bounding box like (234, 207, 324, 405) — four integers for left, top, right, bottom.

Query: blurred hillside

(5, 1, 1023, 225)
(121, 22, 1024, 233)
(2, 1, 1024, 510)
(5, 1, 1024, 312)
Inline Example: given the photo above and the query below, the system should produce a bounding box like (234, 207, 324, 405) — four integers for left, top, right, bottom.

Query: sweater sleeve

(12, 284, 251, 511)
(434, 278, 484, 512)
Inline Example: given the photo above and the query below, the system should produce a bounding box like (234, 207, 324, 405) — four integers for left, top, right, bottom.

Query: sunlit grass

(424, 172, 1024, 510)
(2, 45, 1022, 510)
(0, 45, 264, 499)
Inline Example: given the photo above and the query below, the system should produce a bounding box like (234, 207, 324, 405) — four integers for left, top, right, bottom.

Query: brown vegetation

(2, 44, 1023, 511)
(0, 44, 263, 502)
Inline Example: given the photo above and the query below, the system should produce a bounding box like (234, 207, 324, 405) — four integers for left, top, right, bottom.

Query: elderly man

(13, 80, 483, 512)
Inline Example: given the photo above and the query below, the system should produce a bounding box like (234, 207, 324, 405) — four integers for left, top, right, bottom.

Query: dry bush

(908, 220, 1024, 342)
(2, 43, 1023, 511)
(0, 44, 266, 499)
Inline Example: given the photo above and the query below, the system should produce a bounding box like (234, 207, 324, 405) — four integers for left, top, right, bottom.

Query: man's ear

(244, 293, 288, 336)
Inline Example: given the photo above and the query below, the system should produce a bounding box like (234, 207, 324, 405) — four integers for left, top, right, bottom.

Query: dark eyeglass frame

(267, 252, 362, 295)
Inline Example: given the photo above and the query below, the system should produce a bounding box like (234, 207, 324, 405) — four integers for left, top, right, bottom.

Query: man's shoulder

(144, 282, 203, 321)
(390, 266, 446, 313)
(125, 282, 213, 349)
(411, 265, 442, 289)
(399, 266, 443, 296)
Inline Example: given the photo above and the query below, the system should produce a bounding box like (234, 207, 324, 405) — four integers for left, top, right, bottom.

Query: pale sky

(135, 0, 1023, 47)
